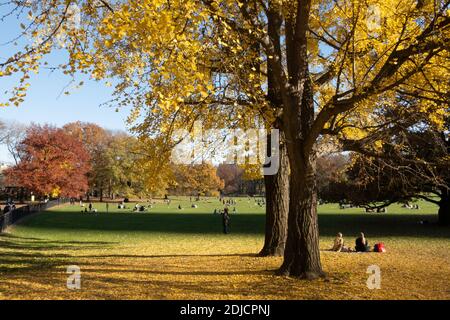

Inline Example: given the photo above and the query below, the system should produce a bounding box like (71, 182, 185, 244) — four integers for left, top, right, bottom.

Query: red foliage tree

(4, 124, 91, 198)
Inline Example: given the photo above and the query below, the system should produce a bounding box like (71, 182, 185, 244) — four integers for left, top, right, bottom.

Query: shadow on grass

(0, 232, 118, 273)
(0, 233, 115, 250)
(0, 232, 259, 275)
(13, 210, 450, 238)
(319, 213, 450, 239)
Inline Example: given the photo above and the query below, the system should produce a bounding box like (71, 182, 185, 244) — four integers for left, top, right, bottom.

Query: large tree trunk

(259, 135, 289, 256)
(265, 0, 323, 278)
(278, 67, 324, 279)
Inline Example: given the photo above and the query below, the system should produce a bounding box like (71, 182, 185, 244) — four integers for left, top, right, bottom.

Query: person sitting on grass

(178, 204, 182, 210)
(331, 232, 344, 252)
(331, 233, 353, 252)
(355, 232, 370, 252)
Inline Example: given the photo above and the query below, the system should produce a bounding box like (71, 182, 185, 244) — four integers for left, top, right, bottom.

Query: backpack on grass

(374, 242, 386, 253)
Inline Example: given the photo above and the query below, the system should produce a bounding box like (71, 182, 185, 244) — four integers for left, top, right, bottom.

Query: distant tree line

(0, 121, 264, 201)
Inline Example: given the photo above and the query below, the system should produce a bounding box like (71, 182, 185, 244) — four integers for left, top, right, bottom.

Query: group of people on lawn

(331, 232, 384, 253)
(80, 200, 152, 213)
(78, 198, 377, 248)
(80, 201, 98, 213)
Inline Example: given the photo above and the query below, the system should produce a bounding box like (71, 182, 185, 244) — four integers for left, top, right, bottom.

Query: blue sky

(0, 68, 132, 163)
(0, 9, 132, 163)
(0, 69, 129, 130)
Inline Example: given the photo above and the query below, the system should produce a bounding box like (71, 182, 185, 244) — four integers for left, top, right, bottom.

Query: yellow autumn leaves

(93, 0, 215, 118)
(0, 0, 448, 157)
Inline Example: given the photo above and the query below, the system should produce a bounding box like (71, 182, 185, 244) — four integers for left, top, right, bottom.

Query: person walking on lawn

(222, 207, 230, 234)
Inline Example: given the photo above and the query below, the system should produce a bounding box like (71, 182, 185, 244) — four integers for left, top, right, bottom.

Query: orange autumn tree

(4, 125, 91, 198)
(170, 163, 224, 197)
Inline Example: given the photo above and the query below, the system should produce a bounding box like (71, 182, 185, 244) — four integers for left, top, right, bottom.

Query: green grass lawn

(1, 197, 449, 300)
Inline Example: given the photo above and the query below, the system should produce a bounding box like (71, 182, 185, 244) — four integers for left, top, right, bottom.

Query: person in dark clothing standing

(222, 207, 230, 234)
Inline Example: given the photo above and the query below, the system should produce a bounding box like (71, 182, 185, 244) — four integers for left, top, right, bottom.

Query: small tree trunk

(438, 193, 450, 226)
(19, 187, 25, 203)
(108, 180, 113, 200)
(259, 135, 289, 257)
(259, 5, 289, 257)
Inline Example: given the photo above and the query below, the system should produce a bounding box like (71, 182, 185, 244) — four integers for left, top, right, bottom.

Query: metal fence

(0, 198, 69, 232)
